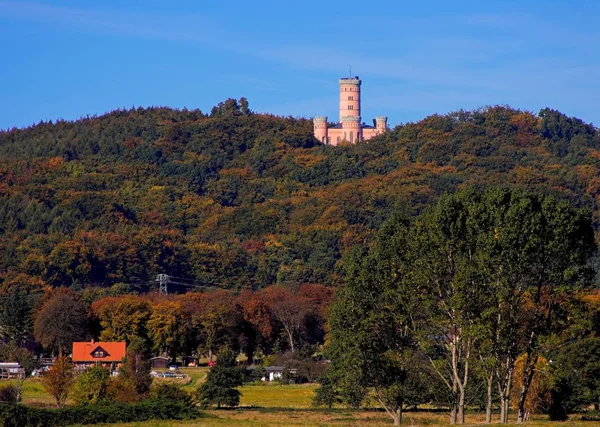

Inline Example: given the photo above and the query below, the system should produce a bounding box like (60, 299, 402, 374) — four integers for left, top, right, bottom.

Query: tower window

(348, 96, 353, 101)
(348, 105, 353, 110)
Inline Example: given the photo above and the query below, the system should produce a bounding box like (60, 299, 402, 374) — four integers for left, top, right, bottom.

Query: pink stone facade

(314, 76, 387, 145)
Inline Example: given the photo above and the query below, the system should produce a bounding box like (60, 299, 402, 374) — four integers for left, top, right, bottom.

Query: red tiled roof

(72, 341, 126, 363)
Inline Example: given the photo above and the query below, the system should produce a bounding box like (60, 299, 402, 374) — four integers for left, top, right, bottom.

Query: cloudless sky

(1, 0, 599, 130)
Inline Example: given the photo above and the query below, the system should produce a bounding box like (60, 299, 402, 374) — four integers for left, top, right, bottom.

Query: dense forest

(1, 98, 599, 293)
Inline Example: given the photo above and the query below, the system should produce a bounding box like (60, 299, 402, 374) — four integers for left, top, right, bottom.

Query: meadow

(8, 371, 594, 426)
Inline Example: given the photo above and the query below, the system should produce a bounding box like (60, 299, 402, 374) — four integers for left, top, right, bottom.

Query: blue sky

(1, 1, 599, 130)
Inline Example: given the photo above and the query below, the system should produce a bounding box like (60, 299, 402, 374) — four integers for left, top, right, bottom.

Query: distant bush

(148, 383, 193, 406)
(582, 411, 600, 421)
(0, 399, 202, 427)
(0, 385, 19, 404)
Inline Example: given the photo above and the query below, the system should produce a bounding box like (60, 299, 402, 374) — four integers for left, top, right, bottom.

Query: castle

(313, 76, 387, 145)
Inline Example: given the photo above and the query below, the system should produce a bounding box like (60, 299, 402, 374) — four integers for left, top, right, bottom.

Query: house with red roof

(72, 340, 126, 371)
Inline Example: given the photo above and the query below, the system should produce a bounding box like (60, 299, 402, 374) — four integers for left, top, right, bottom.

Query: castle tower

(339, 77, 361, 122)
(313, 116, 328, 144)
(313, 75, 386, 145)
(375, 116, 388, 133)
(341, 116, 361, 143)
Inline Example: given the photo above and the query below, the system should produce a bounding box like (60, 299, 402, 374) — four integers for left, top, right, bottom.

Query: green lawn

(239, 384, 317, 408)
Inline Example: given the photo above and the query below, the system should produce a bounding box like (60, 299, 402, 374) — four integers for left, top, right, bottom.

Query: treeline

(321, 187, 600, 425)
(1, 101, 600, 291)
(1, 283, 333, 364)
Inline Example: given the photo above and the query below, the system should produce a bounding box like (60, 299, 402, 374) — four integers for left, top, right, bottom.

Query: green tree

(323, 231, 432, 425)
(0, 287, 35, 346)
(113, 338, 152, 401)
(197, 349, 243, 409)
(548, 337, 600, 419)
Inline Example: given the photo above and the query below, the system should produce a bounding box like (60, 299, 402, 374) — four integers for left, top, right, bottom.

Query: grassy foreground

(82, 411, 596, 427)
(10, 373, 595, 426)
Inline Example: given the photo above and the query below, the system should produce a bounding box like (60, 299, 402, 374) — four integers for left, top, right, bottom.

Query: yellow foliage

(511, 354, 550, 416)
(292, 153, 328, 168)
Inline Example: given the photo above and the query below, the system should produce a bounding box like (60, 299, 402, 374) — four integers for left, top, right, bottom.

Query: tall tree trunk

(485, 373, 493, 424)
(496, 355, 514, 424)
(458, 389, 466, 424)
(286, 327, 295, 352)
(517, 353, 538, 424)
(450, 373, 458, 425)
(393, 407, 402, 426)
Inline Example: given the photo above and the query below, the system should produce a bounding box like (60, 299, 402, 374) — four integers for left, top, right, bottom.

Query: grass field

(80, 411, 597, 427)
(8, 374, 597, 426)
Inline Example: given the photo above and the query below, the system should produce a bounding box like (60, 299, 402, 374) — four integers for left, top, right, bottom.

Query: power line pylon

(155, 274, 170, 294)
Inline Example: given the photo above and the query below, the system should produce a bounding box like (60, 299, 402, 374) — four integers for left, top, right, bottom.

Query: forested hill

(1, 99, 599, 292)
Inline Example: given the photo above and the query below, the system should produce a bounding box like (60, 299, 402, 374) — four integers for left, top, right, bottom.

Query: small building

(182, 356, 199, 367)
(150, 356, 170, 369)
(72, 340, 126, 371)
(264, 366, 297, 382)
(0, 362, 24, 379)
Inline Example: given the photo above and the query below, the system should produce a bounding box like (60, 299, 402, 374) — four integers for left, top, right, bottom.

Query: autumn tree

(34, 291, 88, 355)
(147, 299, 189, 358)
(262, 286, 312, 352)
(92, 295, 151, 343)
(41, 355, 74, 408)
(185, 291, 241, 360)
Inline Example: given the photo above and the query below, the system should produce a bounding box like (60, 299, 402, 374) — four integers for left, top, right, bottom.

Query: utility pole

(155, 274, 170, 294)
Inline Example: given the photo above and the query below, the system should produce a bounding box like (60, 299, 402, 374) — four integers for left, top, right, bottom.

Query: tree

(0, 342, 37, 402)
(41, 355, 74, 408)
(197, 349, 244, 409)
(404, 191, 492, 425)
(186, 291, 240, 360)
(548, 337, 600, 419)
(324, 240, 431, 425)
(473, 189, 596, 423)
(262, 287, 311, 352)
(312, 376, 341, 409)
(34, 291, 88, 355)
(112, 338, 152, 401)
(71, 365, 112, 405)
(147, 299, 188, 358)
(0, 287, 35, 346)
(92, 295, 151, 343)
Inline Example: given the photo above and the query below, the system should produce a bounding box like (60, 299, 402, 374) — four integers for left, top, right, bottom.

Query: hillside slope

(1, 99, 599, 291)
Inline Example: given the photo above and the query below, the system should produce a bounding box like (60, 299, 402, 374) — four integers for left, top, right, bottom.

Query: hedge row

(0, 400, 202, 427)
(581, 411, 600, 421)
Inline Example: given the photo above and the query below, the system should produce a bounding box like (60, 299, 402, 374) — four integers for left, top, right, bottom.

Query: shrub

(71, 366, 112, 405)
(0, 399, 203, 426)
(0, 385, 19, 404)
(148, 383, 193, 406)
(582, 411, 600, 421)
